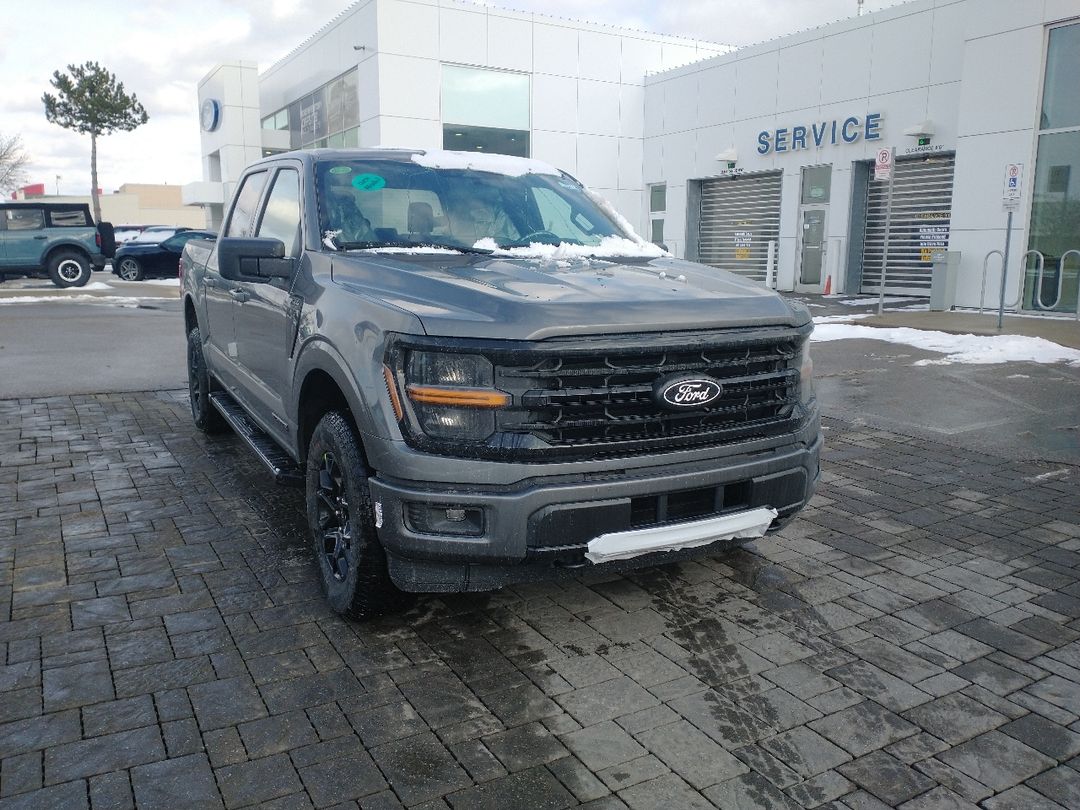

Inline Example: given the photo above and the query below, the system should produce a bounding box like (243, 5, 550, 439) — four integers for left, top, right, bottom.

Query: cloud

(3, 0, 901, 195)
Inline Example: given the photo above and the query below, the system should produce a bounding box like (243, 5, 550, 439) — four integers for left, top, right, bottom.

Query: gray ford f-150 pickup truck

(181, 148, 820, 618)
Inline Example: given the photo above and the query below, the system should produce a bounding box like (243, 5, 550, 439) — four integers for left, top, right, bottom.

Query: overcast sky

(1, 0, 895, 196)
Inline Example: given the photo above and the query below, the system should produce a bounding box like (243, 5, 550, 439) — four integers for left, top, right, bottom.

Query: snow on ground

(811, 323, 1080, 366)
(812, 314, 874, 324)
(0, 295, 172, 307)
(836, 296, 924, 307)
(115, 278, 181, 286)
(82, 281, 113, 291)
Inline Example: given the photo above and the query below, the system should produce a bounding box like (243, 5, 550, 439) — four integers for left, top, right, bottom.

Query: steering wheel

(503, 230, 563, 246)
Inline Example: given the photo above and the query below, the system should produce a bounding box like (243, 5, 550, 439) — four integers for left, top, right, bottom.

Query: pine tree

(42, 62, 148, 221)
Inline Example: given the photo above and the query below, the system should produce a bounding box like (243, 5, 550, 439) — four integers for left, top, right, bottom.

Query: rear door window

(47, 209, 91, 227)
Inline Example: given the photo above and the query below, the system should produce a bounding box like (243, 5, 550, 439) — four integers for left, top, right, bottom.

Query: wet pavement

(2, 390, 1080, 809)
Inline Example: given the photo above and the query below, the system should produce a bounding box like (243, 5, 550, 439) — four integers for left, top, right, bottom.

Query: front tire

(48, 251, 92, 288)
(116, 257, 144, 281)
(306, 411, 406, 619)
(187, 326, 227, 433)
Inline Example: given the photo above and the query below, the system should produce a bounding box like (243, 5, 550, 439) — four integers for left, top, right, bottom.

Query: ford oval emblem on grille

(655, 377, 723, 410)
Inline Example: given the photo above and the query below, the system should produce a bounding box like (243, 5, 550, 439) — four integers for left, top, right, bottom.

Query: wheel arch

(44, 242, 92, 267)
(292, 342, 378, 467)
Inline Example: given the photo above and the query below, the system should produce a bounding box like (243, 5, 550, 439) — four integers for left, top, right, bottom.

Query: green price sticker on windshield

(328, 166, 352, 175)
(352, 173, 386, 191)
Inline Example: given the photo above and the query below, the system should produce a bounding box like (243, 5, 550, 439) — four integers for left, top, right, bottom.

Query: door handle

(228, 288, 249, 303)
(204, 277, 218, 288)
(33, 235, 47, 240)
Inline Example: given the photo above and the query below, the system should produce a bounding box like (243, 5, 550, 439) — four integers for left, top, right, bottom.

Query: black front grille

(494, 327, 806, 454)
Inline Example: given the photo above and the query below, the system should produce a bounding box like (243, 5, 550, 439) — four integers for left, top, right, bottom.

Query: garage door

(860, 154, 956, 296)
(697, 172, 782, 283)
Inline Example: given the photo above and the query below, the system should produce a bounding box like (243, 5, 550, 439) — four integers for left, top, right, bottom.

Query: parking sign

(1003, 163, 1023, 212)
(875, 148, 894, 181)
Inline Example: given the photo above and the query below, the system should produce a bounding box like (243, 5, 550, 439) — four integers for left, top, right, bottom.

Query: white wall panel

(487, 14, 533, 72)
(534, 24, 579, 78)
(377, 54, 440, 121)
(697, 63, 737, 129)
(868, 10, 934, 95)
(533, 74, 579, 133)
(777, 40, 823, 114)
(578, 79, 621, 137)
(379, 0, 437, 57)
(578, 31, 622, 83)
(531, 129, 578, 175)
(821, 27, 873, 105)
(438, 6, 487, 65)
(733, 51, 780, 121)
(576, 134, 620, 190)
(617, 137, 644, 190)
(956, 28, 1044, 137)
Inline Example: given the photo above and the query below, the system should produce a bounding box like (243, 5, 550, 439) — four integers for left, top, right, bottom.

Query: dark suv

(0, 202, 114, 287)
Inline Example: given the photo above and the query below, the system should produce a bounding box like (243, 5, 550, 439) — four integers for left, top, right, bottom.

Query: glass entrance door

(799, 209, 827, 287)
(796, 165, 831, 292)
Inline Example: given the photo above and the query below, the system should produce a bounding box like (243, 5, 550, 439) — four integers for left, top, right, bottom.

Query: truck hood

(330, 252, 808, 340)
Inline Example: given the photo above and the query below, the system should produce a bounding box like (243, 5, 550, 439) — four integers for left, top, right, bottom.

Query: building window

(272, 69, 360, 151)
(800, 165, 832, 203)
(651, 218, 665, 245)
(1025, 21, 1080, 312)
(649, 184, 666, 213)
(441, 65, 529, 157)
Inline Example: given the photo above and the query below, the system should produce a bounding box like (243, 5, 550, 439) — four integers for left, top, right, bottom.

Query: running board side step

(209, 391, 304, 488)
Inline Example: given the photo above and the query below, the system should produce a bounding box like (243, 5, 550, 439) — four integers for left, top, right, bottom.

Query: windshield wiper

(334, 239, 493, 255)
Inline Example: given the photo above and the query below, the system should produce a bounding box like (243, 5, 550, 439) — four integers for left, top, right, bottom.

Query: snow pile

(82, 281, 113, 291)
(0, 295, 172, 306)
(133, 278, 181, 287)
(837, 296, 924, 307)
(811, 323, 1080, 366)
(583, 187, 657, 248)
(812, 314, 872, 324)
(473, 236, 666, 260)
(411, 150, 559, 177)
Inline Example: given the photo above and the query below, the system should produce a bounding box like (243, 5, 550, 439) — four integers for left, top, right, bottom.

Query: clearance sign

(757, 113, 883, 155)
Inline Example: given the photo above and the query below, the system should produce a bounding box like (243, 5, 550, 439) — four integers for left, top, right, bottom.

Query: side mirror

(218, 237, 294, 281)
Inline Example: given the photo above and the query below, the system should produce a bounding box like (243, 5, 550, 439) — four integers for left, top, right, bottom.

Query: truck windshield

(315, 159, 626, 251)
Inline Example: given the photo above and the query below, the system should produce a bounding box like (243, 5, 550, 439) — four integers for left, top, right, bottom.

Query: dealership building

(186, 0, 1080, 313)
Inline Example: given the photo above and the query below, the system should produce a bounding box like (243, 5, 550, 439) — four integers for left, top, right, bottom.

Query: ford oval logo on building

(655, 377, 723, 409)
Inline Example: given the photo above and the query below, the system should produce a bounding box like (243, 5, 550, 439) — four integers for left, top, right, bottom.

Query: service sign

(1003, 163, 1023, 212)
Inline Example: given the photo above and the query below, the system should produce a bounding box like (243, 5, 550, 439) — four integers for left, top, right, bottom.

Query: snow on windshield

(473, 236, 666, 260)
(410, 150, 559, 177)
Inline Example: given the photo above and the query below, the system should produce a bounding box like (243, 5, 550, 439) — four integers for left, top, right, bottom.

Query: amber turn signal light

(383, 365, 404, 421)
(405, 385, 510, 408)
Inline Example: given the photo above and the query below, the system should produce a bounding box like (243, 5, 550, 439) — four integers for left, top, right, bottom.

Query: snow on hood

(410, 150, 559, 177)
(811, 323, 1080, 366)
(472, 235, 667, 260)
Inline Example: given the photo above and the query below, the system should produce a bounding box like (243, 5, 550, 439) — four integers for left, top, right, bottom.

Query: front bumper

(369, 427, 821, 592)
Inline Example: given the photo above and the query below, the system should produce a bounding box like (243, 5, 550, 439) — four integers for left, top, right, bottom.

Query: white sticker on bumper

(585, 506, 778, 564)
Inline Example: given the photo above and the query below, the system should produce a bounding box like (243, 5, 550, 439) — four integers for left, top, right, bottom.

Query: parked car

(113, 229, 216, 281)
(181, 148, 819, 619)
(0, 202, 114, 287)
(113, 224, 150, 245)
(129, 225, 191, 244)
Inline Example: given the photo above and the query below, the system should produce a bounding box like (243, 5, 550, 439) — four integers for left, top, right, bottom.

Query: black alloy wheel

(305, 411, 408, 618)
(316, 450, 352, 582)
(186, 326, 227, 433)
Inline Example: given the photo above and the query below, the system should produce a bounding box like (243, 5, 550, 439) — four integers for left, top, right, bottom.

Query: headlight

(402, 351, 508, 441)
(797, 341, 815, 405)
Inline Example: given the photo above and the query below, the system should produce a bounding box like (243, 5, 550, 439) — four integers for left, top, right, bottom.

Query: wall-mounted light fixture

(715, 146, 738, 169)
(903, 120, 935, 138)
